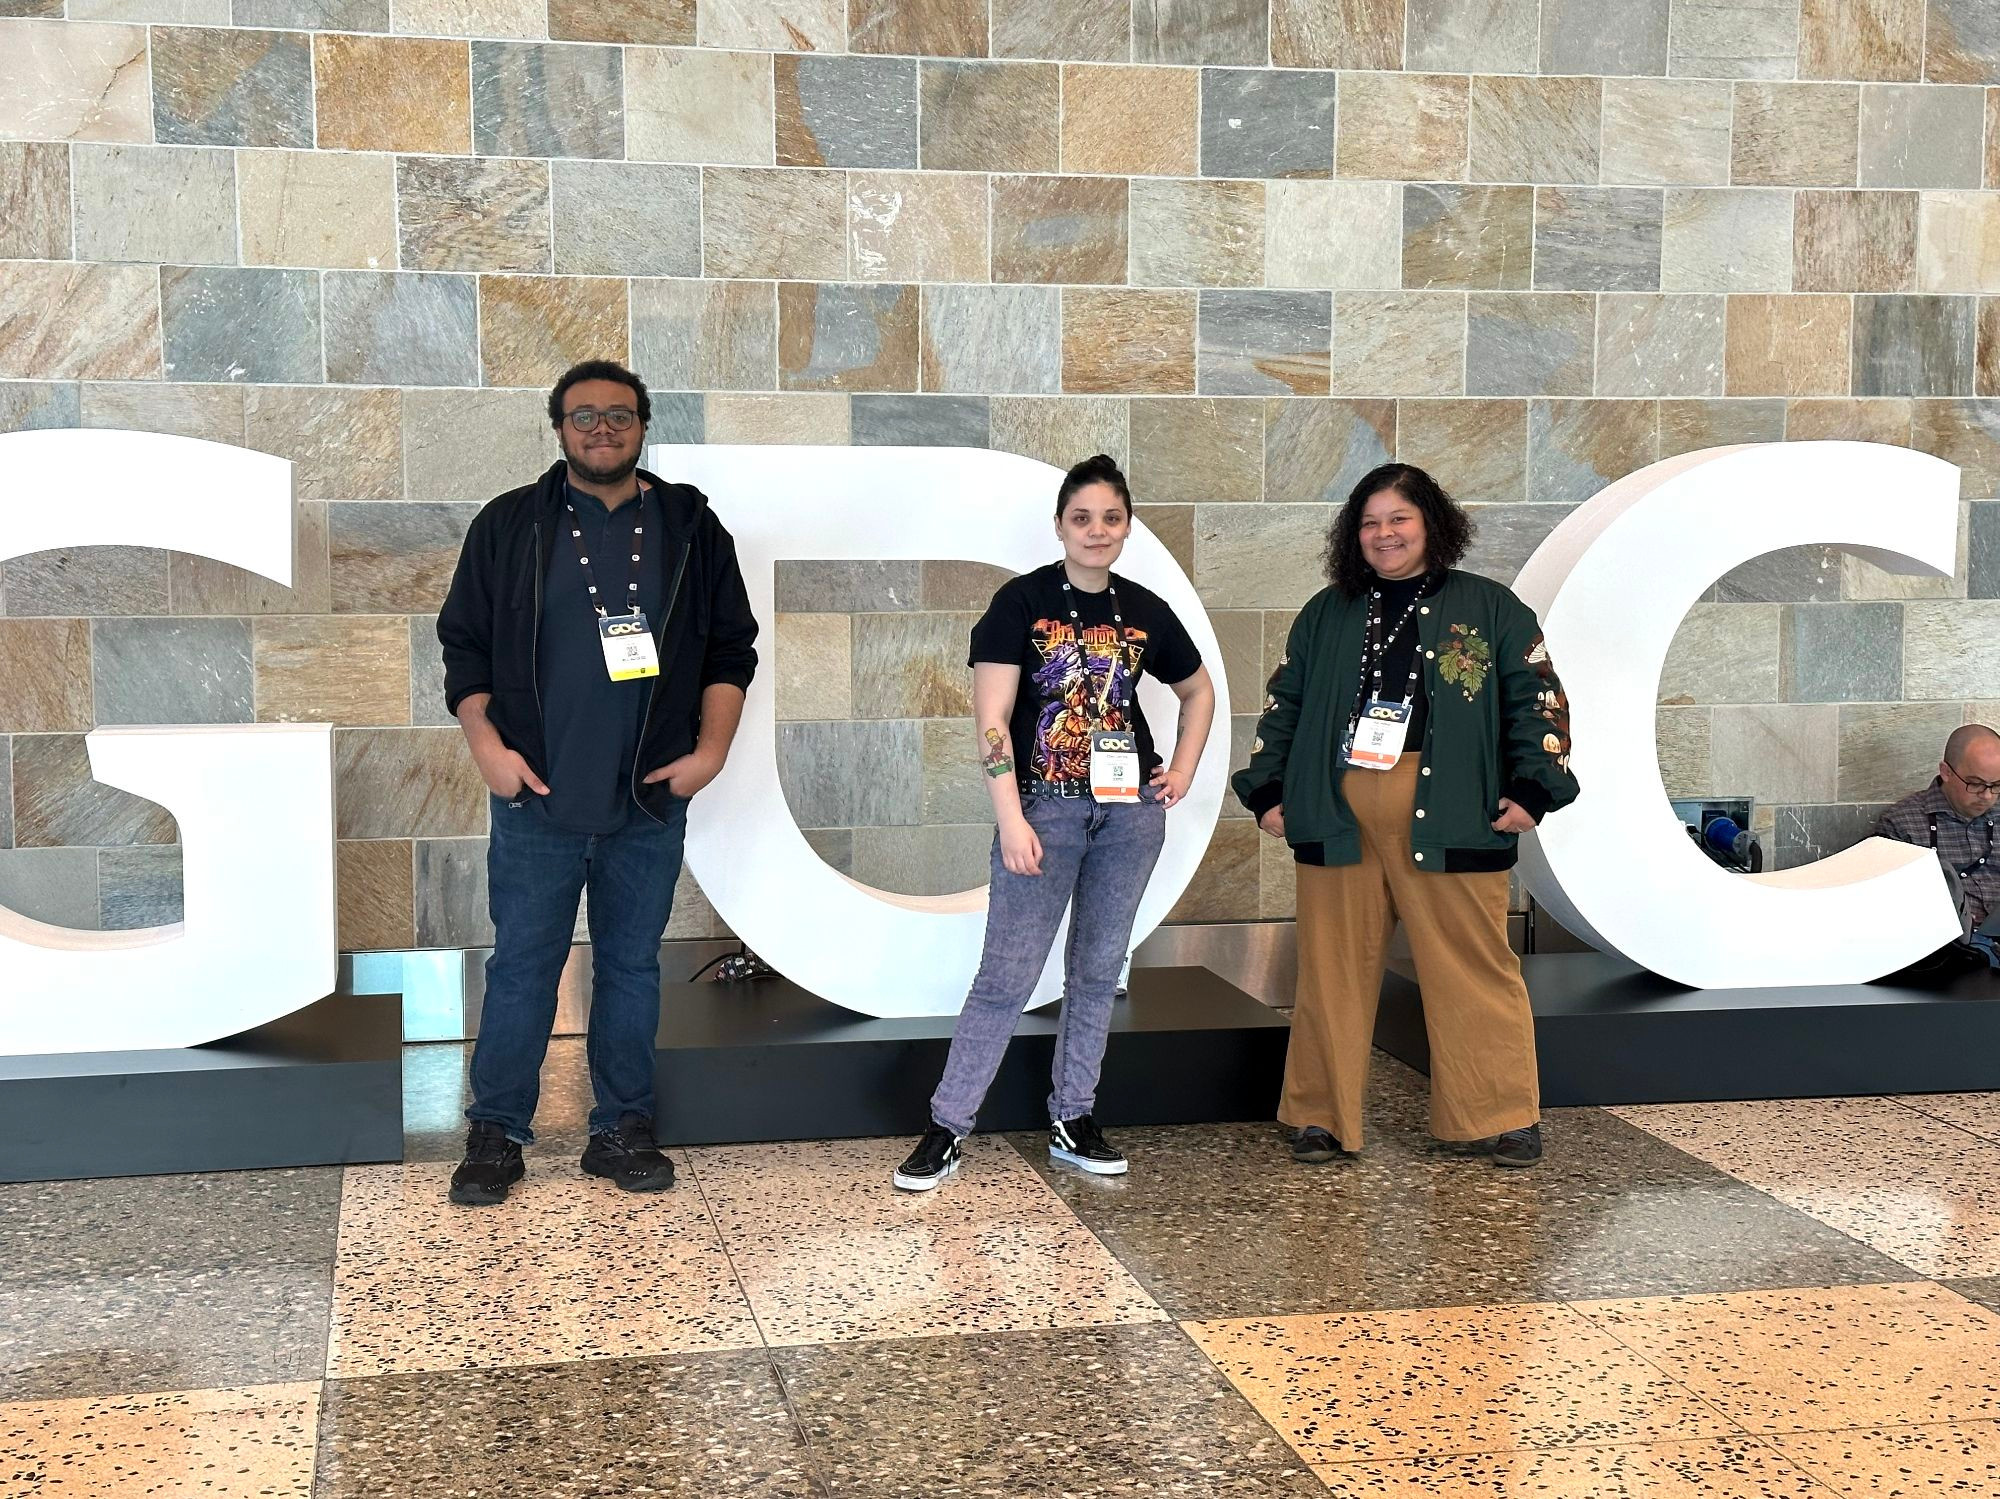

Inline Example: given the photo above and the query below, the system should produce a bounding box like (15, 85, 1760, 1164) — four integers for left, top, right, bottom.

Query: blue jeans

(467, 793, 686, 1143)
(929, 788, 1168, 1137)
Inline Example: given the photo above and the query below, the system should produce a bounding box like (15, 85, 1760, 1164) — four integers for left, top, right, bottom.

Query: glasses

(564, 406, 637, 432)
(1945, 761, 2000, 796)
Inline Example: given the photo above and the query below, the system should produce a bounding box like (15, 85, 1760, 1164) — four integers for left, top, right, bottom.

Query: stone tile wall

(2, 3, 1999, 942)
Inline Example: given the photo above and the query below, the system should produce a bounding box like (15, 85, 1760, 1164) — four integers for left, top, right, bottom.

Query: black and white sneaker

(1050, 1114, 1127, 1175)
(892, 1124, 962, 1192)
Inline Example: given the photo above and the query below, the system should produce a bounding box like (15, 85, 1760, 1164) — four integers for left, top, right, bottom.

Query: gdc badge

(598, 611, 660, 681)
(1346, 699, 1412, 771)
(1090, 729, 1141, 803)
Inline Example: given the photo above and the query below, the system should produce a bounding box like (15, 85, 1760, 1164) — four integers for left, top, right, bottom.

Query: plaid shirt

(1872, 781, 2000, 931)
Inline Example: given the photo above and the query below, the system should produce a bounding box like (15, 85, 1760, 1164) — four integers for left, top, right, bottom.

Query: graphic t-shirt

(968, 562, 1202, 794)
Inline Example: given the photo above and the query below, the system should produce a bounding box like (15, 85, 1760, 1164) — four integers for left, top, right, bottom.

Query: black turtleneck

(1349, 570, 1430, 755)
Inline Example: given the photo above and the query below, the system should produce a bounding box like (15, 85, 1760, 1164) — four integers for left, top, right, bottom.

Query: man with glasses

(436, 360, 758, 1205)
(1872, 723, 2000, 973)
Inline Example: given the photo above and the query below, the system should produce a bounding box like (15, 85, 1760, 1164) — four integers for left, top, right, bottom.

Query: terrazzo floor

(6, 1039, 2000, 1496)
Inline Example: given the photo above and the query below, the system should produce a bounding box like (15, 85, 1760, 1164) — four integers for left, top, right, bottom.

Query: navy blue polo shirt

(534, 481, 667, 833)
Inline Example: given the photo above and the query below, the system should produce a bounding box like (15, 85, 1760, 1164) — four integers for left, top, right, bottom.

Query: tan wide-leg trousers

(1280, 755, 1540, 1150)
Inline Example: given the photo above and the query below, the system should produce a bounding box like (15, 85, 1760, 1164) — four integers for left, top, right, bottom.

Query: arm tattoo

(981, 727, 1014, 780)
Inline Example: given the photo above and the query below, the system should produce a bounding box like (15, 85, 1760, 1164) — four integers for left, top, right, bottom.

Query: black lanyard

(1929, 811, 1994, 876)
(563, 487, 645, 620)
(1362, 586, 1424, 707)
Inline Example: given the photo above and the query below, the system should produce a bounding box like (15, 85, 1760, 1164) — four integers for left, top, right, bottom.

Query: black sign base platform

(0, 993, 404, 1183)
(652, 965, 1289, 1145)
(1375, 951, 2000, 1106)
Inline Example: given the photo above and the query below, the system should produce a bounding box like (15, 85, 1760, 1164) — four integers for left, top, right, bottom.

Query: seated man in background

(1873, 723, 2000, 974)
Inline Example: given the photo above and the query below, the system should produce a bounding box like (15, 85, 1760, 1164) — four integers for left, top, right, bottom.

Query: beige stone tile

(1795, 189, 1917, 293)
(1061, 63, 1198, 176)
(11, 732, 178, 847)
(919, 715, 988, 823)
(0, 20, 151, 144)
(1328, 292, 1467, 398)
(1732, 83, 1859, 188)
(0, 264, 160, 381)
(328, 496, 474, 616)
(238, 148, 394, 272)
(246, 386, 401, 504)
(330, 1160, 762, 1376)
(1130, 178, 1263, 289)
(81, 380, 243, 443)
(1266, 180, 1400, 290)
(1984, 296, 2000, 395)
(334, 726, 485, 839)
(995, 0, 1132, 61)
(848, 171, 988, 284)
(1725, 295, 1853, 397)
(255, 616, 410, 726)
(1800, 0, 1923, 80)
(691, 1136, 1165, 1345)
(1659, 602, 1781, 704)
(1062, 288, 1195, 395)
(1529, 397, 1658, 504)
(1662, 188, 1795, 293)
(1396, 397, 1527, 504)
(1837, 700, 1960, 796)
(922, 60, 1059, 173)
(1926, 0, 2000, 85)
(1912, 398, 2000, 497)
(1194, 502, 1331, 607)
(0, 141, 69, 259)
(1401, 184, 1532, 291)
(625, 47, 773, 166)
(1601, 78, 1733, 187)
(1655, 705, 1712, 797)
(1657, 396, 1785, 456)
(1258, 825, 1296, 916)
(0, 621, 91, 733)
(338, 837, 414, 951)
(478, 276, 628, 390)
(988, 394, 1128, 467)
(1165, 815, 1259, 921)
(1467, 75, 1600, 185)
(851, 611, 978, 718)
(394, 0, 542, 37)
(313, 36, 469, 156)
(706, 392, 850, 444)
(553, 0, 695, 43)
(1919, 190, 2000, 293)
(852, 0, 987, 54)
(1596, 295, 1726, 399)
(1205, 607, 1263, 712)
(1989, 88, 2000, 189)
(1708, 703, 1839, 800)
(170, 500, 331, 616)
(993, 174, 1127, 285)
(697, 0, 839, 48)
(1907, 599, 2000, 696)
(402, 388, 552, 504)
(774, 613, 852, 721)
(1272, 0, 1402, 67)
(0, 1383, 318, 1498)
(1263, 396, 1396, 503)
(396, 156, 549, 275)
(1785, 396, 1912, 443)
(778, 282, 917, 394)
(1130, 397, 1262, 502)
(849, 823, 992, 896)
(1189, 1302, 1736, 1466)
(1337, 73, 1467, 183)
(72, 141, 235, 264)
(704, 167, 848, 281)
(634, 277, 776, 393)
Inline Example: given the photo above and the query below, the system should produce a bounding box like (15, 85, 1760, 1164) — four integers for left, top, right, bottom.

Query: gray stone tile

(1596, 294, 1727, 399)
(1668, 0, 1800, 79)
(1534, 188, 1664, 293)
(402, 389, 549, 504)
(1402, 183, 1534, 292)
(1194, 502, 1328, 607)
(1716, 546, 1844, 603)
(1852, 295, 1978, 398)
(1837, 699, 1962, 801)
(1466, 293, 1596, 398)
(1199, 66, 1336, 180)
(993, 0, 1131, 61)
(71, 143, 237, 266)
(1972, 500, 2000, 599)
(919, 285, 1060, 396)
(10, 733, 178, 849)
(0, 381, 81, 432)
(1926, 0, 2000, 85)
(413, 835, 491, 947)
(777, 719, 922, 827)
(919, 717, 989, 823)
(920, 61, 1060, 173)
(93, 617, 254, 725)
(0, 846, 97, 928)
(779, 282, 918, 393)
(1660, 602, 1780, 704)
(1780, 602, 1902, 702)
(1408, 0, 1538, 71)
(551, 162, 699, 277)
(1658, 396, 1786, 458)
(1906, 600, 2000, 698)
(991, 175, 1128, 286)
(1529, 399, 1659, 506)
(631, 279, 776, 393)
(98, 843, 184, 928)
(1541, 0, 1669, 74)
(1662, 187, 1795, 293)
(652, 392, 704, 444)
(472, 41, 623, 160)
(1459, 502, 1575, 583)
(1197, 290, 1330, 397)
(4, 548, 167, 617)
(160, 267, 321, 385)
(0, 737, 9, 848)
(408, 616, 453, 726)
(329, 502, 480, 615)
(1711, 703, 1840, 802)
(776, 55, 917, 170)
(396, 156, 551, 275)
(1772, 801, 1889, 870)
(152, 25, 312, 148)
(1133, 0, 1268, 64)
(850, 822, 992, 896)
(1859, 83, 1987, 189)
(1468, 75, 1602, 184)
(775, 561, 922, 612)
(324, 273, 479, 388)
(1263, 398, 1395, 504)
(84, 381, 246, 444)
(234, 0, 387, 24)
(851, 394, 989, 448)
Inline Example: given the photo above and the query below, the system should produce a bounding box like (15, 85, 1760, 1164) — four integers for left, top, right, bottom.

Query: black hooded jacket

(437, 462, 759, 822)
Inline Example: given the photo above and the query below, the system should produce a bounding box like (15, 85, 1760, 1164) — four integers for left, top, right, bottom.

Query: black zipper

(630, 538, 692, 824)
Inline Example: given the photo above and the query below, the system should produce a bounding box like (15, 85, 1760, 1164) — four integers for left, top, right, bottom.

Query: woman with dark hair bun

(1234, 463, 1577, 1168)
(893, 455, 1217, 1192)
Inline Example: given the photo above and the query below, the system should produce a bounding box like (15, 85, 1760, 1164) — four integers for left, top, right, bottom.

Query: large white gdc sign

(0, 429, 337, 1056)
(1514, 440, 1963, 987)
(653, 443, 1232, 1018)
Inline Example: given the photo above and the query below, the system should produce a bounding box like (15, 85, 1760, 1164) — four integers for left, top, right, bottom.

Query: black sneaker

(1290, 1125, 1341, 1164)
(1050, 1114, 1127, 1176)
(449, 1120, 524, 1207)
(893, 1124, 962, 1192)
(581, 1111, 676, 1192)
(1491, 1122, 1544, 1168)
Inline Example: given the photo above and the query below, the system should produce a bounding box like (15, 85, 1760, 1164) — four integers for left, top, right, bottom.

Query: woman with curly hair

(1234, 463, 1577, 1167)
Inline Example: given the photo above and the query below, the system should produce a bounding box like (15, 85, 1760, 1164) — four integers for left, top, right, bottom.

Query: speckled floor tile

(1898, 1091, 2000, 1146)
(1776, 1418, 2000, 1497)
(1574, 1281, 2000, 1434)
(1314, 1439, 1832, 1497)
(327, 1161, 761, 1378)
(0, 1382, 318, 1497)
(773, 1323, 1322, 1498)
(1185, 1302, 1736, 1465)
(315, 1350, 821, 1498)
(688, 1137, 1166, 1347)
(402, 1036, 595, 1163)
(0, 1263, 332, 1404)
(1007, 1109, 1910, 1320)
(1614, 1097, 2000, 1277)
